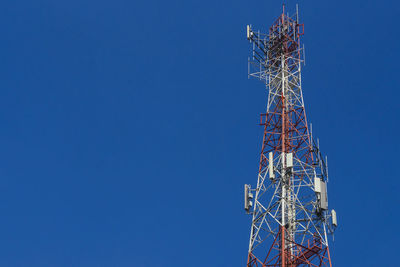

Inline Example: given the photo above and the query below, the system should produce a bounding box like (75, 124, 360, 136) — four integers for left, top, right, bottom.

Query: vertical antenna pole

(248, 57, 250, 79)
(280, 10, 286, 266)
(326, 156, 329, 182)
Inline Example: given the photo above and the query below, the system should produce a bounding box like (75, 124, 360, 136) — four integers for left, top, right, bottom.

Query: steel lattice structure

(244, 5, 336, 267)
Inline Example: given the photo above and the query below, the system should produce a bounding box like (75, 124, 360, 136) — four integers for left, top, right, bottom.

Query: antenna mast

(244, 5, 337, 266)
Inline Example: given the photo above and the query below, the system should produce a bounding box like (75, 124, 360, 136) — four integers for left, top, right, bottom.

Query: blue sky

(0, 0, 398, 266)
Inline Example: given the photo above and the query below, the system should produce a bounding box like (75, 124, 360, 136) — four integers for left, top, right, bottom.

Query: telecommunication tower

(244, 5, 337, 267)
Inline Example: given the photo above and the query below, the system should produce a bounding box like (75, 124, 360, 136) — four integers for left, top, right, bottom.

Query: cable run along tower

(244, 6, 337, 267)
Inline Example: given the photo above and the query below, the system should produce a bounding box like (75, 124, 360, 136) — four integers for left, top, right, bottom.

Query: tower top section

(247, 5, 304, 81)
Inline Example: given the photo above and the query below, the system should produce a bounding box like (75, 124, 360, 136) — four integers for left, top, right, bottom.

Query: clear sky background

(0, 0, 398, 266)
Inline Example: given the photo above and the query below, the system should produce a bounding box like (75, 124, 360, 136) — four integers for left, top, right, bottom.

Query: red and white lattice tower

(244, 5, 337, 267)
